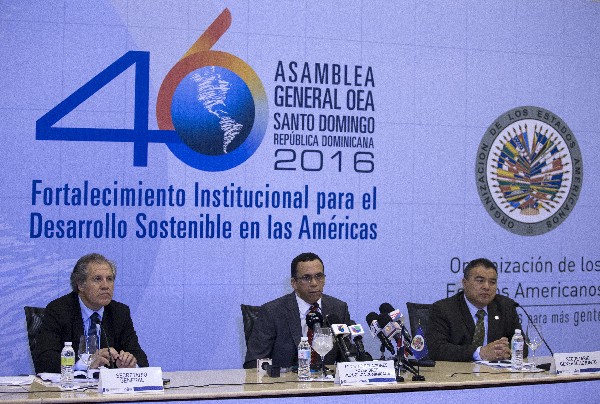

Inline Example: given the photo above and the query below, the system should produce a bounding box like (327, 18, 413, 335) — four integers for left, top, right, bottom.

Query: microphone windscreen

(379, 302, 395, 314)
(377, 313, 393, 326)
(366, 312, 378, 326)
(306, 311, 323, 328)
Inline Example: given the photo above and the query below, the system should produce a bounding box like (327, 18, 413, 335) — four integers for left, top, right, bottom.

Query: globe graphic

(171, 66, 255, 156)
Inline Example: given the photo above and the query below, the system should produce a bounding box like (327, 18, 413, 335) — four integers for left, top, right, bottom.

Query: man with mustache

(243, 252, 352, 369)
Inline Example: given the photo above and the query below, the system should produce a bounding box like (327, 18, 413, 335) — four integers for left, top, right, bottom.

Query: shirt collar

(295, 293, 322, 316)
(464, 294, 487, 320)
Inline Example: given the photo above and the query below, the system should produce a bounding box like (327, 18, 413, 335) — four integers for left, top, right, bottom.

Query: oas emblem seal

(476, 106, 583, 236)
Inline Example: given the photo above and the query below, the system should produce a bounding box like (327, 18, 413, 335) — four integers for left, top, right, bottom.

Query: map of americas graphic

(170, 65, 255, 157)
(191, 67, 243, 154)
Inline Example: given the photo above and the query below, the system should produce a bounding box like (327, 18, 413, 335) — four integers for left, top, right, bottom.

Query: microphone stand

(396, 323, 425, 381)
(97, 321, 115, 369)
(392, 349, 425, 382)
(379, 343, 386, 361)
(400, 355, 425, 381)
(515, 303, 553, 371)
(378, 340, 404, 383)
(393, 344, 425, 381)
(393, 354, 405, 382)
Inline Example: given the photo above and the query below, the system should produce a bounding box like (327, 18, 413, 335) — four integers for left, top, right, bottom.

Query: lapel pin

(494, 316, 499, 320)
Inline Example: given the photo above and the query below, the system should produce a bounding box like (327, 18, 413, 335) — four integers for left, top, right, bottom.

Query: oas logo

(411, 335, 425, 352)
(476, 106, 583, 236)
(37, 9, 267, 172)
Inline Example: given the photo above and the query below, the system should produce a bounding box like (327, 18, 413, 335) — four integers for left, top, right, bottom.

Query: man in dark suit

(428, 258, 526, 362)
(33, 253, 148, 373)
(243, 252, 352, 369)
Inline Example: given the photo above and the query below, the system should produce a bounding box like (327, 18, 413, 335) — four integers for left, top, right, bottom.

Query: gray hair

(70, 253, 117, 292)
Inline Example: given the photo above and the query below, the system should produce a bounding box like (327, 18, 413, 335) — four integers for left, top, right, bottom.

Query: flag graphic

(411, 325, 429, 361)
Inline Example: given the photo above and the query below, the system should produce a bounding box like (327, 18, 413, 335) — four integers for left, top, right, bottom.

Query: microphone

(306, 310, 323, 331)
(514, 302, 554, 371)
(379, 302, 413, 342)
(379, 303, 403, 323)
(327, 314, 354, 362)
(380, 303, 414, 359)
(348, 322, 372, 361)
(377, 313, 402, 344)
(378, 305, 424, 380)
(377, 313, 423, 377)
(366, 312, 395, 355)
(92, 315, 115, 369)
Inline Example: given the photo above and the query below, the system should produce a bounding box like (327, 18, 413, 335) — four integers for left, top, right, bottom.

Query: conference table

(1, 360, 598, 403)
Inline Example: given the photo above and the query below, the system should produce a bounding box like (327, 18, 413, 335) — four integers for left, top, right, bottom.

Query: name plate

(553, 351, 600, 375)
(98, 367, 164, 394)
(334, 360, 396, 386)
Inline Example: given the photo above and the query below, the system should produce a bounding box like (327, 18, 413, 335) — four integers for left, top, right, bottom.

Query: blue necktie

(88, 312, 100, 337)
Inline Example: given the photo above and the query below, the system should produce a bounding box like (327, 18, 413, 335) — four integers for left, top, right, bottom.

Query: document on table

(0, 375, 35, 385)
(477, 361, 544, 372)
(37, 371, 91, 384)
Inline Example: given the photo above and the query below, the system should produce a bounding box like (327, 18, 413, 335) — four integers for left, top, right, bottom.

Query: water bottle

(297, 337, 311, 381)
(60, 341, 75, 389)
(511, 329, 524, 370)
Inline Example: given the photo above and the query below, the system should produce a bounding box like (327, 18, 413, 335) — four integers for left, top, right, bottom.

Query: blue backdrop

(1, 0, 599, 381)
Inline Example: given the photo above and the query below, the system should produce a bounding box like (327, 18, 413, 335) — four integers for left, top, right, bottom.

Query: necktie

(88, 312, 100, 338)
(306, 303, 320, 367)
(472, 309, 486, 347)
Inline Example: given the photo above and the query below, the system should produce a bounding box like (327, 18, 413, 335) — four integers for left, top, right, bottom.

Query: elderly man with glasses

(243, 252, 353, 369)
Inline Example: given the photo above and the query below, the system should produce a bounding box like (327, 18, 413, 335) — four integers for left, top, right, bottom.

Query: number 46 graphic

(36, 9, 268, 172)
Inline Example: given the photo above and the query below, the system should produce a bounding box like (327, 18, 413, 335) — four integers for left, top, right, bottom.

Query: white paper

(477, 360, 544, 372)
(0, 375, 35, 385)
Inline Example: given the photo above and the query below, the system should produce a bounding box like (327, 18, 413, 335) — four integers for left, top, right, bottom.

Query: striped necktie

(472, 309, 486, 347)
(306, 303, 320, 367)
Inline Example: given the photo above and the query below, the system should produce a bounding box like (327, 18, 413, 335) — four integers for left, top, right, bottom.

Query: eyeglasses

(295, 273, 326, 284)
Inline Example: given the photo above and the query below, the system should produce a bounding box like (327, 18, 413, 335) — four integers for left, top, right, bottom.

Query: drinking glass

(78, 335, 98, 385)
(311, 327, 334, 380)
(525, 322, 543, 368)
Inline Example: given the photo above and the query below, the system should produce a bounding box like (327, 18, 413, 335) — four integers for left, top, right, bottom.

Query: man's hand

(479, 337, 511, 361)
(90, 347, 118, 368)
(115, 350, 137, 368)
(90, 347, 137, 368)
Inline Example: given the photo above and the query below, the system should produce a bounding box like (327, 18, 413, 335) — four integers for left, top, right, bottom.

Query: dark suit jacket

(243, 292, 351, 368)
(428, 291, 526, 362)
(33, 292, 149, 373)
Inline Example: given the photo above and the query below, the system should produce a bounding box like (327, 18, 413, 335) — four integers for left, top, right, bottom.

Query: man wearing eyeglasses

(243, 252, 352, 369)
(428, 258, 526, 362)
